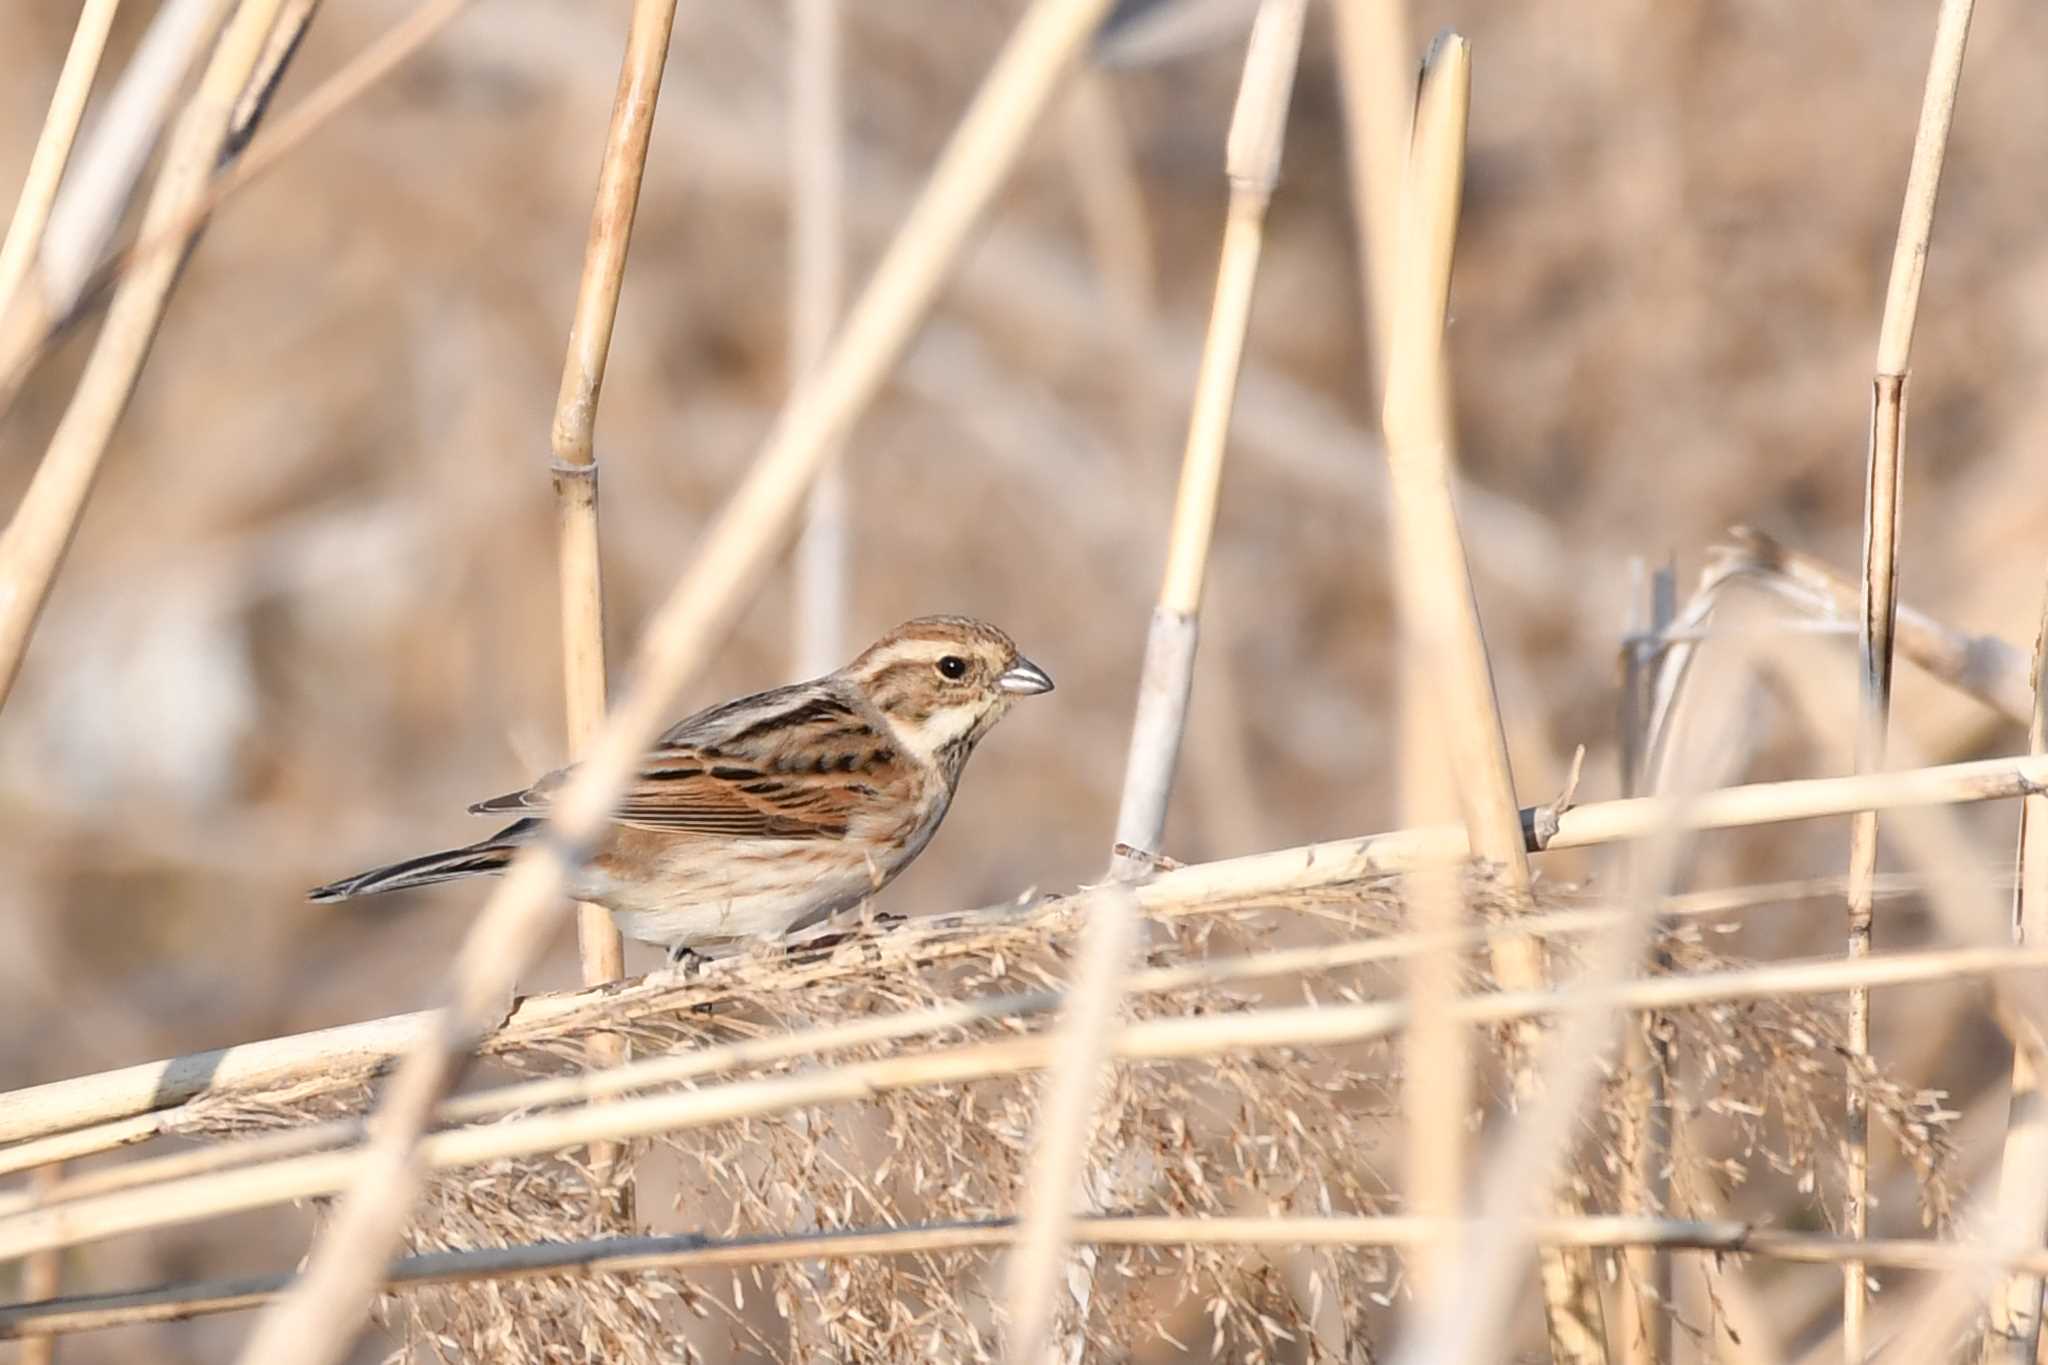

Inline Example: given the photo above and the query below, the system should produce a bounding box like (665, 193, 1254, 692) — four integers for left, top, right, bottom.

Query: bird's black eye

(937, 655, 968, 680)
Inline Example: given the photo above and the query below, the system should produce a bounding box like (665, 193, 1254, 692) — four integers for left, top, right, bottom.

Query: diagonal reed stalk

(0, 0, 228, 413)
(1981, 572, 2048, 1364)
(789, 0, 849, 677)
(1107, 0, 1305, 881)
(229, 3, 1117, 1361)
(548, 0, 680, 1225)
(0, 0, 296, 708)
(1378, 32, 1606, 1364)
(1, 0, 477, 412)
(1843, 3, 1974, 1354)
(0, 0, 122, 331)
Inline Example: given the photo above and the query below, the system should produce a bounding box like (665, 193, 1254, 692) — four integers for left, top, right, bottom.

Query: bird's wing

(467, 682, 904, 840)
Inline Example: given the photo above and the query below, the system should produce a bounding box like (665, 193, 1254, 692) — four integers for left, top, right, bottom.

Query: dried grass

(79, 874, 1941, 1363)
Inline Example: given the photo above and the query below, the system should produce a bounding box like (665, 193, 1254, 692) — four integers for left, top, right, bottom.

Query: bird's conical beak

(998, 658, 1054, 695)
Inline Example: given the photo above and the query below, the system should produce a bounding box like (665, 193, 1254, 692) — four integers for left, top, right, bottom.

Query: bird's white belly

(580, 840, 886, 952)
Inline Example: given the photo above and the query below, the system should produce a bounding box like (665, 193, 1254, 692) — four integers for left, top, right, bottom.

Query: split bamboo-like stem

(1107, 0, 1305, 880)
(547, 0, 679, 1219)
(8, 936, 2048, 1266)
(789, 0, 848, 677)
(0, 0, 295, 708)
(1982, 571, 2048, 1365)
(230, 4, 1116, 1361)
(1379, 32, 1606, 1363)
(0, 0, 123, 328)
(35, 1213, 2048, 1342)
(1844, 4, 1973, 1352)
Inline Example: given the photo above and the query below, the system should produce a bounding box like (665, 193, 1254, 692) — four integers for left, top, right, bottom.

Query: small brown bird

(310, 616, 1052, 964)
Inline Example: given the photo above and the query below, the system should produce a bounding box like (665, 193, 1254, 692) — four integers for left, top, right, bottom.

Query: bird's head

(845, 616, 1053, 774)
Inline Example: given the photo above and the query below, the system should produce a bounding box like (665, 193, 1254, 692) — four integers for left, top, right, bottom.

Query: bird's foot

(649, 943, 711, 987)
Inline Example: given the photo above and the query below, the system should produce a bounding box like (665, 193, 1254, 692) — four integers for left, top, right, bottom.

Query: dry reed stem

(1982, 573, 2048, 1364)
(1, 0, 476, 408)
(0, 871, 1934, 1210)
(548, 0, 679, 1219)
(789, 0, 848, 677)
(1761, 635, 2048, 1360)
(1381, 31, 1606, 1363)
(0, 17, 127, 1354)
(1108, 0, 1305, 880)
(1002, 886, 1139, 1363)
(0, 871, 1941, 1236)
(0, 0, 229, 409)
(0, 0, 122, 328)
(1397, 650, 1741, 1365)
(1719, 527, 2033, 726)
(4, 749, 2042, 1154)
(40, 1213, 2048, 1344)
(1329, 0, 1413, 404)
(8, 923, 2016, 1266)
(1332, 2, 1466, 1305)
(15, 1165, 62, 1365)
(232, 4, 1116, 1361)
(0, 0, 294, 706)
(1615, 563, 1677, 1365)
(1844, 5, 1973, 1352)
(1081, 4, 1303, 1350)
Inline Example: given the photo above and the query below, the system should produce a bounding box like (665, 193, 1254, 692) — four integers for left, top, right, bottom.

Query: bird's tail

(308, 821, 536, 902)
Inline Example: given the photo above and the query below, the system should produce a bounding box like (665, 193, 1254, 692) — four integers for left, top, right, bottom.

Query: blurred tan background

(5, 0, 2048, 1359)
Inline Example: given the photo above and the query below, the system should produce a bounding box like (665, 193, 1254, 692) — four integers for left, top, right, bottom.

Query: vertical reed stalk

(548, 0, 679, 1223)
(1615, 562, 1675, 1365)
(1843, 4, 1973, 1354)
(1981, 574, 2048, 1365)
(0, 0, 292, 707)
(233, 4, 1115, 1361)
(1378, 33, 1606, 1364)
(1329, 0, 1413, 407)
(789, 0, 847, 677)
(1108, 0, 1306, 880)
(16, 1164, 63, 1365)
